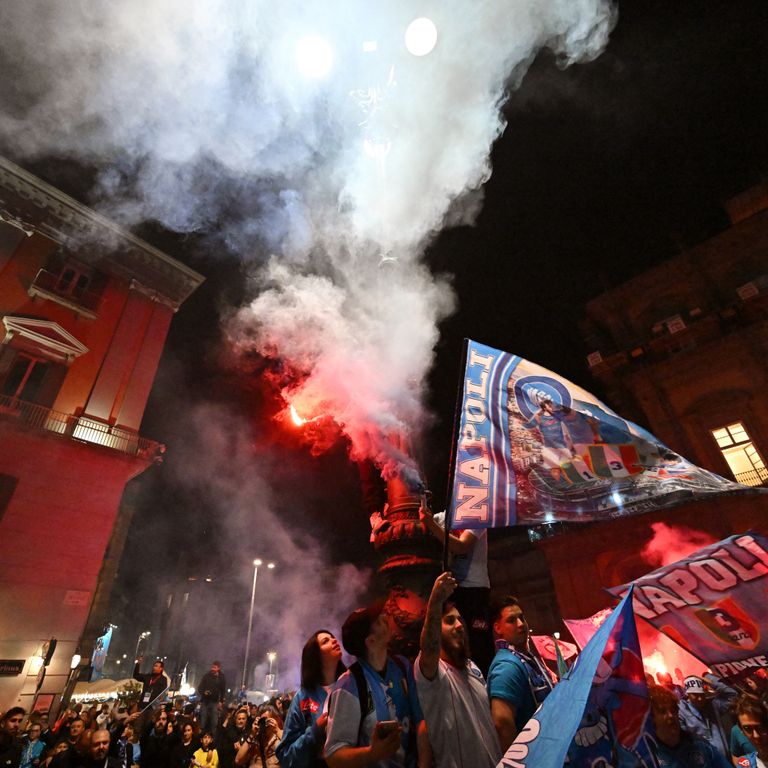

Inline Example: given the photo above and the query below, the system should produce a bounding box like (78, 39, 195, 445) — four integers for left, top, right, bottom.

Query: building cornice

(0, 156, 204, 309)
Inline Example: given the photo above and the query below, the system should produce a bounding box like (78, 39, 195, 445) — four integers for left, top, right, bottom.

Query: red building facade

(0, 157, 203, 711)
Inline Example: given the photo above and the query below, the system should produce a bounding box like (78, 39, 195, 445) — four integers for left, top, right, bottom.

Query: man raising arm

(414, 572, 500, 768)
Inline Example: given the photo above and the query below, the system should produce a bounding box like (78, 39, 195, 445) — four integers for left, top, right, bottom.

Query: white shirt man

(414, 572, 501, 768)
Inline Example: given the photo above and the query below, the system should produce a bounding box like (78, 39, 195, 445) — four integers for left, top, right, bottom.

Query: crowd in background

(1, 569, 768, 768)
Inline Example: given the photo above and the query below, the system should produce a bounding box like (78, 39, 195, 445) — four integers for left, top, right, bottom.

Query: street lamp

(266, 651, 277, 694)
(134, 630, 151, 663)
(404, 18, 438, 57)
(57, 654, 82, 716)
(242, 558, 276, 689)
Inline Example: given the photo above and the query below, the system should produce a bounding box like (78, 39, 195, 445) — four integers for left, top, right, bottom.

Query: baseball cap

(341, 600, 386, 658)
(684, 676, 706, 694)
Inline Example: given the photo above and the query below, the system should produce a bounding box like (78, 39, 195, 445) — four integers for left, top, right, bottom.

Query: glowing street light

(242, 558, 276, 688)
(295, 36, 334, 78)
(404, 18, 438, 57)
(134, 630, 150, 662)
(266, 651, 278, 695)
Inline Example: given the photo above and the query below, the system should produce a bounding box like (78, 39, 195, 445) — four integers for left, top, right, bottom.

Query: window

(56, 264, 92, 300)
(665, 315, 686, 334)
(28, 259, 106, 317)
(1, 353, 51, 402)
(711, 422, 768, 487)
(0, 337, 69, 408)
(0, 317, 88, 408)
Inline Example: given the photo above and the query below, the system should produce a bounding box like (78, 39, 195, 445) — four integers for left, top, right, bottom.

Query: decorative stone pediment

(2, 315, 88, 362)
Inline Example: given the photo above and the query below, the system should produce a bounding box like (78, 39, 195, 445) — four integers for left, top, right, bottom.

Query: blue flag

(607, 531, 768, 681)
(498, 589, 657, 768)
(449, 339, 752, 529)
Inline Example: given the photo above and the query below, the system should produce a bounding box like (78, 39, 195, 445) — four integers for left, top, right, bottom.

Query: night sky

(3, 0, 767, 661)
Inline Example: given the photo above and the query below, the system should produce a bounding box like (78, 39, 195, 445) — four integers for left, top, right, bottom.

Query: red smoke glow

(638, 620, 707, 681)
(637, 522, 713, 680)
(641, 522, 716, 567)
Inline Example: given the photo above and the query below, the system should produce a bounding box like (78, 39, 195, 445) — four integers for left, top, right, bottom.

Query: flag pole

(442, 338, 469, 572)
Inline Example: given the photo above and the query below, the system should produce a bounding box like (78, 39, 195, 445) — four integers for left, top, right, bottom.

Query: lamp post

(57, 653, 82, 715)
(242, 559, 275, 689)
(134, 630, 150, 663)
(266, 651, 277, 694)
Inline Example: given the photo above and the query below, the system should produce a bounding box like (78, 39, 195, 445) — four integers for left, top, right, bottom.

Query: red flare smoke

(641, 522, 716, 567)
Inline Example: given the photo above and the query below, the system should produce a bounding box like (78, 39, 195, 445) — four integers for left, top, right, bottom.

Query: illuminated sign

(0, 660, 25, 676)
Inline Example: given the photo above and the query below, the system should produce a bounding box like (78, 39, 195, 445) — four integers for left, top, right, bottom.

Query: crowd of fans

(1, 572, 767, 768)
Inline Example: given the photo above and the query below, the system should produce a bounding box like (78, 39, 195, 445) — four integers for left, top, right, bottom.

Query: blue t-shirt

(534, 412, 568, 448)
(487, 646, 552, 732)
(731, 724, 756, 759)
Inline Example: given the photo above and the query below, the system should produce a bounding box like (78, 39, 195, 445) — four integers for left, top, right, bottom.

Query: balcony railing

(734, 467, 768, 488)
(28, 269, 102, 318)
(0, 394, 163, 460)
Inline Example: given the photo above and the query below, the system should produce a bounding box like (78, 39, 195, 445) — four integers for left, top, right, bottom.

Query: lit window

(711, 422, 768, 487)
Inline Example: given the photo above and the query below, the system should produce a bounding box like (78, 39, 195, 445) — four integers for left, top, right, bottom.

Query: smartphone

(375, 720, 399, 737)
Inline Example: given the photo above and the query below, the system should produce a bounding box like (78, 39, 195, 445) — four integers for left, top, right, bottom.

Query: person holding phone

(234, 706, 282, 768)
(324, 603, 423, 768)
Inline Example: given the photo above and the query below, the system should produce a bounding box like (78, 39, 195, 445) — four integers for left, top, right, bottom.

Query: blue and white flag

(449, 339, 751, 529)
(608, 532, 768, 681)
(498, 589, 657, 768)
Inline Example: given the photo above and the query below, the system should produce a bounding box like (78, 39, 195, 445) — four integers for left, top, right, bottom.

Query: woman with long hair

(276, 630, 345, 768)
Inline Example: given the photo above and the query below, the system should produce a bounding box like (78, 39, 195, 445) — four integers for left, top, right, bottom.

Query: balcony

(0, 393, 164, 460)
(733, 467, 768, 488)
(28, 269, 103, 319)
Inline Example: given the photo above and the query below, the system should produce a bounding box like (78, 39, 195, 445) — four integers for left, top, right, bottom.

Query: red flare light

(643, 650, 669, 681)
(290, 404, 308, 426)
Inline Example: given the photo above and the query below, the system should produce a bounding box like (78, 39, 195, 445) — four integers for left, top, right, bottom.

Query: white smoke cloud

(0, 0, 615, 478)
